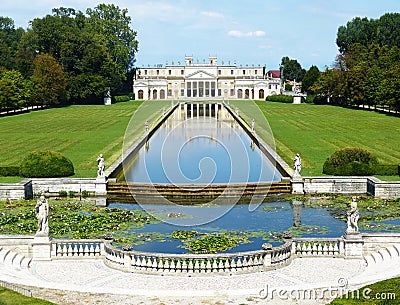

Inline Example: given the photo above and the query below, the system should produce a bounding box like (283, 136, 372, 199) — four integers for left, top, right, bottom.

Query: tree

(301, 65, 320, 94)
(0, 17, 24, 70)
(280, 56, 306, 82)
(0, 70, 31, 111)
(86, 4, 138, 92)
(31, 53, 67, 106)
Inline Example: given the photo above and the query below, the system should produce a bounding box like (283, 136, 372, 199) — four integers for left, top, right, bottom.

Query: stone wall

(0, 235, 34, 257)
(361, 232, 400, 254)
(31, 178, 97, 195)
(0, 179, 32, 200)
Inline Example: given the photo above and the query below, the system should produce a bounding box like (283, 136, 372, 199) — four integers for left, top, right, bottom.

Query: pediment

(186, 70, 216, 79)
(133, 81, 149, 87)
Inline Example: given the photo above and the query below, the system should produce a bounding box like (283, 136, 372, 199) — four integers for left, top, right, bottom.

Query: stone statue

(293, 153, 302, 176)
(97, 154, 105, 177)
(35, 196, 49, 235)
(347, 197, 359, 233)
(251, 118, 255, 132)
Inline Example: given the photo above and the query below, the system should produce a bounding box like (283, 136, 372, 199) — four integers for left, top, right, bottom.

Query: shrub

(19, 150, 74, 178)
(113, 95, 130, 103)
(323, 148, 378, 176)
(0, 166, 20, 176)
(59, 190, 68, 197)
(373, 164, 400, 176)
(265, 94, 293, 103)
(81, 190, 90, 198)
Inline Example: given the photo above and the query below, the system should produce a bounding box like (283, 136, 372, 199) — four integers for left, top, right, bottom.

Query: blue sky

(2, 0, 400, 70)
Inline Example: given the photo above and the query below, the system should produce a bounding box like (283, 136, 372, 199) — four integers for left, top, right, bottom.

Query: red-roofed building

(266, 70, 280, 79)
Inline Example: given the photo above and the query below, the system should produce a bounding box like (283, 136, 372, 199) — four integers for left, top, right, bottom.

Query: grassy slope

(0, 287, 55, 305)
(231, 101, 400, 176)
(0, 101, 171, 179)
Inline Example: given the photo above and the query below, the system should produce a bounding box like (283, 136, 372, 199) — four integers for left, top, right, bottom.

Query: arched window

(138, 90, 144, 100)
(245, 89, 250, 99)
(160, 89, 165, 99)
(152, 89, 157, 100)
(237, 89, 243, 99)
(259, 89, 264, 99)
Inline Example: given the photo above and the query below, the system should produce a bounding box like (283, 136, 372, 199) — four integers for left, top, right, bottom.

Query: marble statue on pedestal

(293, 153, 302, 176)
(346, 197, 359, 233)
(97, 154, 105, 177)
(35, 196, 49, 236)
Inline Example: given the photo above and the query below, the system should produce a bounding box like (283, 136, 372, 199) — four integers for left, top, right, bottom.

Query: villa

(133, 55, 282, 100)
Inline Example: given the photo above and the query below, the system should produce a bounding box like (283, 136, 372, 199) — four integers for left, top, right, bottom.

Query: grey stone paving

(1, 256, 400, 305)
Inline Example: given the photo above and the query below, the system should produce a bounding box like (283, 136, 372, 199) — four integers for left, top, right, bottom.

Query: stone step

(12, 253, 25, 270)
(20, 257, 32, 269)
(364, 255, 375, 266)
(0, 249, 11, 263)
(385, 245, 400, 258)
(378, 248, 392, 260)
(370, 251, 384, 263)
(3, 250, 17, 267)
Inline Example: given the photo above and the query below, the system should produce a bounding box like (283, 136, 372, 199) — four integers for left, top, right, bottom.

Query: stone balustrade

(293, 238, 344, 257)
(104, 241, 293, 275)
(51, 239, 104, 258)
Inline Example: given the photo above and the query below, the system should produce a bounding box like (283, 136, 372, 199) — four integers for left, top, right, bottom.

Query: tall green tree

(0, 70, 31, 111)
(0, 17, 24, 70)
(301, 65, 320, 94)
(86, 4, 138, 92)
(31, 53, 67, 106)
(280, 56, 306, 82)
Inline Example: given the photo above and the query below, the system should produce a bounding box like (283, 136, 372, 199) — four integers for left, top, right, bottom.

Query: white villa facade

(133, 55, 281, 100)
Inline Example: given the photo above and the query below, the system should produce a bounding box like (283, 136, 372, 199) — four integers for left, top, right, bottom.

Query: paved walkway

(1, 256, 400, 304)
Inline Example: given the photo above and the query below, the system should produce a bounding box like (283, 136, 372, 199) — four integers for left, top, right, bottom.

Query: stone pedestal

(291, 176, 304, 194)
(343, 232, 363, 258)
(31, 235, 52, 261)
(95, 176, 107, 196)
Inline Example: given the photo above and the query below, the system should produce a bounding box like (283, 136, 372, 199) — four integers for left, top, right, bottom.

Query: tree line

(0, 4, 138, 111)
(311, 13, 400, 110)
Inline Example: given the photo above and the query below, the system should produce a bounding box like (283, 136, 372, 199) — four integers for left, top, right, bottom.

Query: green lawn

(329, 277, 400, 304)
(0, 100, 171, 180)
(0, 100, 399, 180)
(231, 101, 400, 177)
(0, 287, 55, 305)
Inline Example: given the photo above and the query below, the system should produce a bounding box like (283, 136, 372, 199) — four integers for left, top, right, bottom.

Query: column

(209, 103, 212, 118)
(203, 103, 206, 118)
(185, 103, 188, 120)
(191, 103, 194, 119)
(197, 103, 199, 118)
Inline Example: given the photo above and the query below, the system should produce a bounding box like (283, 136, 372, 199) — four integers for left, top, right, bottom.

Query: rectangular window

(187, 83, 191, 97)
(157, 70, 159, 75)
(255, 70, 257, 75)
(218, 70, 221, 75)
(168, 89, 172, 96)
(243, 70, 246, 75)
(218, 89, 222, 96)
(230, 89, 235, 96)
(181, 70, 184, 75)
(168, 70, 171, 75)
(231, 70, 234, 75)
(145, 70, 147, 75)
(181, 89, 184, 96)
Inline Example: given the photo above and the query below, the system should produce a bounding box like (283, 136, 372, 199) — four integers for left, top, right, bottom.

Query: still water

(109, 201, 347, 254)
(121, 103, 282, 183)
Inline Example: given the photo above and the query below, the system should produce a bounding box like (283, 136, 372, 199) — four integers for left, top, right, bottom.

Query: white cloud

(201, 11, 224, 18)
(228, 30, 266, 38)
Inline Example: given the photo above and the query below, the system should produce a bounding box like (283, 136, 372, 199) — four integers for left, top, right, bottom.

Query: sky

(2, 0, 400, 70)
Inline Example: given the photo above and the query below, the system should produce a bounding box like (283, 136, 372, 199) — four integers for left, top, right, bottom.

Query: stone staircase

(363, 244, 400, 267)
(0, 246, 31, 271)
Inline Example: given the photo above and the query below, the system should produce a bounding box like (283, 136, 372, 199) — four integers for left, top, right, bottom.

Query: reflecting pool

(121, 103, 282, 184)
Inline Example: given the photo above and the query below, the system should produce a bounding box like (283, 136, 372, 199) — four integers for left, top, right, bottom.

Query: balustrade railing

(293, 238, 344, 257)
(51, 239, 103, 258)
(103, 241, 293, 274)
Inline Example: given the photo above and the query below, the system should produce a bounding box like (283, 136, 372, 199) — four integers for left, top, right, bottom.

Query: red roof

(267, 70, 280, 78)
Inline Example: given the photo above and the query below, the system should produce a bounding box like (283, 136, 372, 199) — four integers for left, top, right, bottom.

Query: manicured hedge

(323, 148, 378, 176)
(19, 150, 74, 178)
(266, 94, 293, 103)
(113, 95, 131, 103)
(0, 166, 20, 176)
(373, 164, 400, 176)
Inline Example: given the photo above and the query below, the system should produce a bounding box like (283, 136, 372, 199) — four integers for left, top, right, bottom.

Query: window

(181, 70, 184, 75)
(144, 70, 147, 75)
(231, 70, 234, 75)
(156, 70, 159, 75)
(255, 70, 257, 75)
(218, 70, 221, 75)
(243, 70, 246, 75)
(168, 70, 171, 75)
(181, 89, 184, 96)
